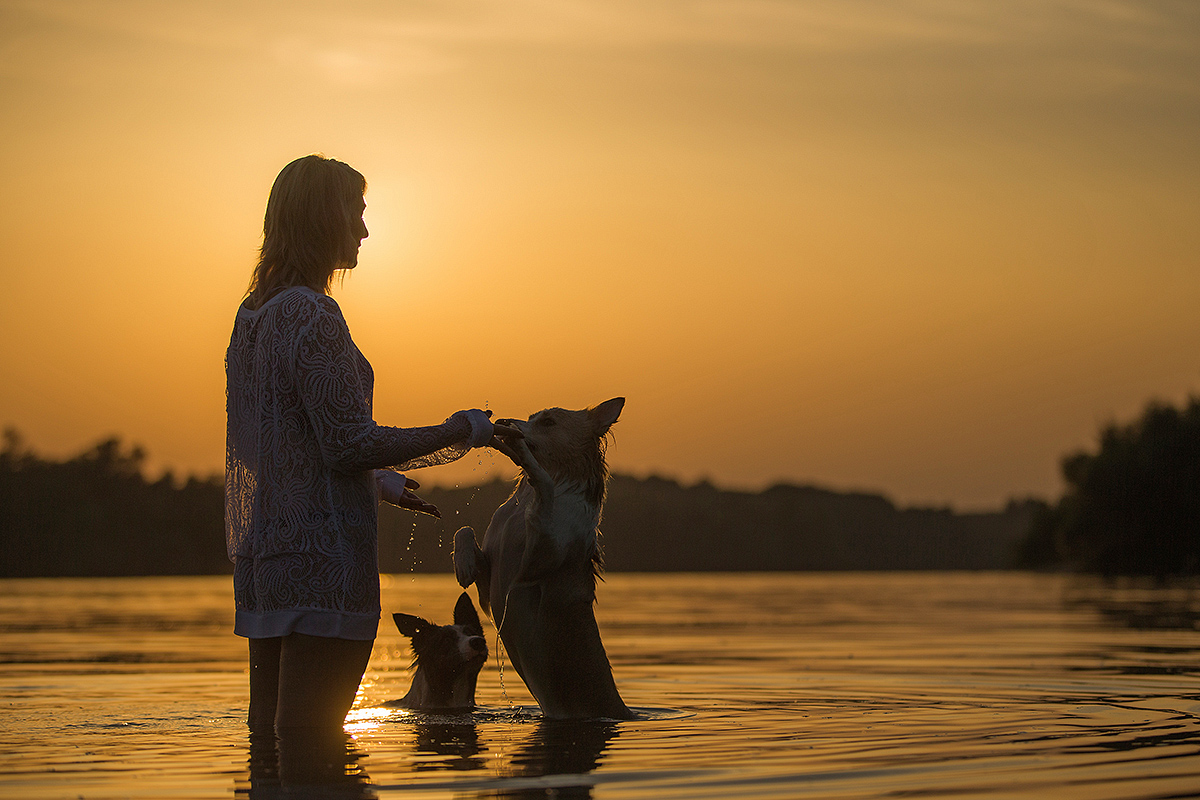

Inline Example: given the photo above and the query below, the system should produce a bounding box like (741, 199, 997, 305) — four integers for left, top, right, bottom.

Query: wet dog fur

(389, 592, 488, 711)
(453, 397, 633, 720)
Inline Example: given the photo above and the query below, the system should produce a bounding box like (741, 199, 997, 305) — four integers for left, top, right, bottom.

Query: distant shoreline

(378, 475, 1037, 576)
(1, 431, 1036, 577)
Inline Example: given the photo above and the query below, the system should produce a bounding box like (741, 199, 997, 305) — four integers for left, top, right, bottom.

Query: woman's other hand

(376, 470, 441, 518)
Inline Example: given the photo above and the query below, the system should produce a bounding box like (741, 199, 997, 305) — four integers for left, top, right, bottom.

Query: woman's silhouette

(225, 154, 518, 783)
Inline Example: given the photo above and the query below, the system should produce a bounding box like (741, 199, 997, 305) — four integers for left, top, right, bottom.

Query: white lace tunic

(225, 287, 487, 640)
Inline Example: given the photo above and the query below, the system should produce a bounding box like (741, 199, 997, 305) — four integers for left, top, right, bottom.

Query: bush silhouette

(1020, 398, 1200, 576)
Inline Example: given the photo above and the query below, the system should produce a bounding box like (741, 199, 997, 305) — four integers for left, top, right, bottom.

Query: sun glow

(0, 0, 1196, 508)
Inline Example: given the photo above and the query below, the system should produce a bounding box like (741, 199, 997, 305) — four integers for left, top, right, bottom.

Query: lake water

(3, 572, 1200, 799)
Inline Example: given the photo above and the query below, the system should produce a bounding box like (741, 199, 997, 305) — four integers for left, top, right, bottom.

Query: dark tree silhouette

(1019, 397, 1200, 576)
(0, 429, 228, 577)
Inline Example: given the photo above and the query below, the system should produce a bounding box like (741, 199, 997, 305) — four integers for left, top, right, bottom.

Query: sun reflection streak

(344, 677, 399, 734)
(344, 705, 398, 734)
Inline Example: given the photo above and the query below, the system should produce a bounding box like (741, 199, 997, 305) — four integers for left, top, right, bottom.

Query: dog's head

(393, 593, 488, 706)
(500, 398, 624, 498)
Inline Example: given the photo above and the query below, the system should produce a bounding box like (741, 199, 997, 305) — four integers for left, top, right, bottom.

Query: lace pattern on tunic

(224, 287, 474, 635)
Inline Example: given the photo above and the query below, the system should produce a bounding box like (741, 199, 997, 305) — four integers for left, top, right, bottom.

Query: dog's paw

(452, 526, 482, 588)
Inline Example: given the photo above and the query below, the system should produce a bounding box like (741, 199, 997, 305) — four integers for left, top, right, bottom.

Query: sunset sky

(1, 0, 1197, 509)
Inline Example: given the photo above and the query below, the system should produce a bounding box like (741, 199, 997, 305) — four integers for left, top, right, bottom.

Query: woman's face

(344, 196, 369, 269)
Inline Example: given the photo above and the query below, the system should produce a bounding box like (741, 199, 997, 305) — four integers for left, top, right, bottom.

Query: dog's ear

(589, 397, 625, 436)
(393, 612, 431, 639)
(453, 592, 483, 635)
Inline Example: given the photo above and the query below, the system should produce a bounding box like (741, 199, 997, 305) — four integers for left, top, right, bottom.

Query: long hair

(246, 154, 366, 308)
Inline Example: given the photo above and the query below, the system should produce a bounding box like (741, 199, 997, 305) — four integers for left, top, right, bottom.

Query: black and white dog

(390, 593, 487, 711)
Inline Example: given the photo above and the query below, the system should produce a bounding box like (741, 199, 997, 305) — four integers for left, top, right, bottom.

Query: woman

(225, 154, 516, 744)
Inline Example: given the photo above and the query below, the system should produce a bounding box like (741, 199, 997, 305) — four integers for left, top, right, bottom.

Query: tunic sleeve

(294, 296, 475, 473)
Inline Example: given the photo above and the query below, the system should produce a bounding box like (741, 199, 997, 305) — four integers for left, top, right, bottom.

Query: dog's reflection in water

(239, 729, 376, 800)
(409, 720, 488, 772)
(503, 718, 621, 793)
(406, 716, 620, 799)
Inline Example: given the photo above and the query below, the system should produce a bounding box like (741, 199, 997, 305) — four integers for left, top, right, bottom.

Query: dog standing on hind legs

(453, 397, 634, 720)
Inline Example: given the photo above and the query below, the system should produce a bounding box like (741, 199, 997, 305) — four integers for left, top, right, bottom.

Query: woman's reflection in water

(239, 729, 377, 800)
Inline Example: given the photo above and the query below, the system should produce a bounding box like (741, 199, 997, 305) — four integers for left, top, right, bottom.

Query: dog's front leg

(509, 438, 554, 499)
(507, 440, 561, 582)
(453, 526, 486, 589)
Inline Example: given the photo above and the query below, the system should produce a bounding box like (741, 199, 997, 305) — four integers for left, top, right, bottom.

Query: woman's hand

(376, 470, 441, 518)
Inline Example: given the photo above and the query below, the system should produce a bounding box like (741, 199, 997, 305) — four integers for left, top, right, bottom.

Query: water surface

(3, 572, 1199, 798)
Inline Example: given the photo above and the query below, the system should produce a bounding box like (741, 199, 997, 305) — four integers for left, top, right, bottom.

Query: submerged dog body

(391, 592, 488, 711)
(454, 398, 633, 720)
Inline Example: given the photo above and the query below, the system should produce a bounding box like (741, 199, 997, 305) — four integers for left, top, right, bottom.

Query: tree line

(0, 426, 1033, 577)
(7, 392, 1194, 579)
(0, 429, 227, 576)
(378, 477, 1036, 575)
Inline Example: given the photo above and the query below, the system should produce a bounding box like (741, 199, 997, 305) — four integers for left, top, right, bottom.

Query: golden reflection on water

(2, 573, 1200, 799)
(346, 705, 399, 735)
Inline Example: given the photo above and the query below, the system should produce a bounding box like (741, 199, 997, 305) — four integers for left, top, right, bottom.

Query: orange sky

(1, 1, 1197, 509)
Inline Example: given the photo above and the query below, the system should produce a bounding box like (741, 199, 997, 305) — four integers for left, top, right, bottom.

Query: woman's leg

(275, 633, 374, 731)
(247, 637, 282, 735)
(274, 633, 374, 785)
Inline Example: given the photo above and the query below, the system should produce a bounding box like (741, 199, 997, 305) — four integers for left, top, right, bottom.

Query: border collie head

(501, 398, 624, 505)
(393, 593, 487, 710)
